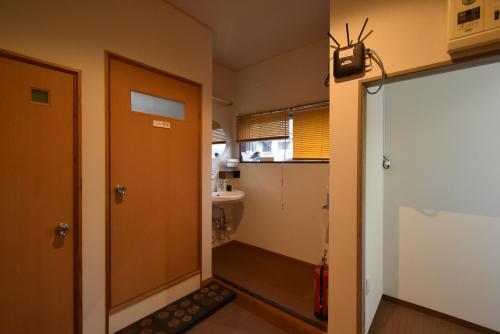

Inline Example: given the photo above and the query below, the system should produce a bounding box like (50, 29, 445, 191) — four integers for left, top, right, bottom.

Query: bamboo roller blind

(236, 110, 290, 142)
(212, 121, 226, 144)
(293, 107, 330, 160)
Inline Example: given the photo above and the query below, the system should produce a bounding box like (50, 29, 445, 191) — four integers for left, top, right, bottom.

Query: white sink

(212, 190, 245, 204)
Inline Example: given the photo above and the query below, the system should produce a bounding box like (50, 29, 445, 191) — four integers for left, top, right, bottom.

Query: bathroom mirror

(212, 120, 227, 158)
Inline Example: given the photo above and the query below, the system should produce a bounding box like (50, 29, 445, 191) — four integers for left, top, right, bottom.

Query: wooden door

(0, 53, 77, 333)
(109, 56, 201, 309)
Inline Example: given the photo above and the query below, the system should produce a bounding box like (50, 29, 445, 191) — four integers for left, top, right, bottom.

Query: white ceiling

(165, 0, 330, 70)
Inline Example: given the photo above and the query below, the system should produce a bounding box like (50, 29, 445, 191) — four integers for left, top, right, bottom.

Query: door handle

(55, 223, 70, 237)
(114, 184, 127, 199)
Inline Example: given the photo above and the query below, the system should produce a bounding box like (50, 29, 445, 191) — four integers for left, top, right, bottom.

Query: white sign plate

(153, 120, 171, 129)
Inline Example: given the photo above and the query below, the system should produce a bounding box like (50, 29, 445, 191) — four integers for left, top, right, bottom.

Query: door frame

(104, 51, 203, 317)
(0, 48, 82, 334)
(357, 49, 500, 334)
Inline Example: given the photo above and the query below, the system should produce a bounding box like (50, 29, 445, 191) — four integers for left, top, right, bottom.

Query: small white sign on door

(153, 120, 171, 129)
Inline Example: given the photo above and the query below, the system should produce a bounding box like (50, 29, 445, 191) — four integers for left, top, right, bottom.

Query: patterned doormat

(116, 283, 236, 334)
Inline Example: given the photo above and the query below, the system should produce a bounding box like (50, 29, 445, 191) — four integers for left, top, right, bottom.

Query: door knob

(55, 223, 70, 237)
(115, 184, 127, 199)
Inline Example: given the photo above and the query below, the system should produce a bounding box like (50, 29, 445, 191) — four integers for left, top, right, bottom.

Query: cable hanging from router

(365, 48, 386, 95)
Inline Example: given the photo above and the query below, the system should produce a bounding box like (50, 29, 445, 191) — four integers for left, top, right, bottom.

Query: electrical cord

(365, 48, 386, 95)
(324, 55, 334, 87)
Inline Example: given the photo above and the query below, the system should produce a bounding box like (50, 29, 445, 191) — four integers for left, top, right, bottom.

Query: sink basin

(212, 190, 245, 204)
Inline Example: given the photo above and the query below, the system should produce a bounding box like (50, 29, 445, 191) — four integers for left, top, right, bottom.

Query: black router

(330, 18, 373, 79)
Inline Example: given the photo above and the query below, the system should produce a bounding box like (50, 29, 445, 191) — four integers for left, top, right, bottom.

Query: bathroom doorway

(211, 99, 330, 332)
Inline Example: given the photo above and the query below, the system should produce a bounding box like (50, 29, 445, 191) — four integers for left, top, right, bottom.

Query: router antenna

(328, 32, 340, 48)
(359, 29, 374, 43)
(357, 18, 369, 42)
(346, 23, 351, 45)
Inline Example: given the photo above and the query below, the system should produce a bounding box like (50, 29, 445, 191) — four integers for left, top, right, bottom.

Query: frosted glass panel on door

(131, 91, 185, 120)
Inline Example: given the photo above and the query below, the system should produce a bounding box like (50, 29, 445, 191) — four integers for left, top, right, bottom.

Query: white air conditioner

(448, 0, 500, 53)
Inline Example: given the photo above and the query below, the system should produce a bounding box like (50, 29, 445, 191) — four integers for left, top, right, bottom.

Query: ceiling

(165, 0, 330, 70)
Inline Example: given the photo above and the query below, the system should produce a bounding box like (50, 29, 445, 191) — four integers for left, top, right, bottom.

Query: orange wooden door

(0, 54, 76, 333)
(109, 57, 200, 309)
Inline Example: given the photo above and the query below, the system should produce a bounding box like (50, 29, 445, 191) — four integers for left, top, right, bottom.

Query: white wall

(330, 0, 500, 332)
(214, 62, 237, 102)
(228, 39, 330, 264)
(0, 1, 212, 333)
(380, 59, 500, 331)
(235, 39, 329, 113)
(363, 88, 385, 333)
(234, 163, 330, 264)
(328, 0, 454, 331)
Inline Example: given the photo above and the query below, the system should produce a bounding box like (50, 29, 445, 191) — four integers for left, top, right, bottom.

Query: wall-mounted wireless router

(330, 18, 373, 79)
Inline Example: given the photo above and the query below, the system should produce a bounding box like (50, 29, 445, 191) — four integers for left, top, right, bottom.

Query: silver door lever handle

(55, 223, 70, 237)
(115, 184, 127, 197)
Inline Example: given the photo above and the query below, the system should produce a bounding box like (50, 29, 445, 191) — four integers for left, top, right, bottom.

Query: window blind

(236, 110, 290, 142)
(212, 121, 226, 144)
(293, 107, 330, 160)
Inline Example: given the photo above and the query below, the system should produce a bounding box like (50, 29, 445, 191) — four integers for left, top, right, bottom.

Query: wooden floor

(211, 241, 493, 334)
(186, 296, 491, 334)
(186, 302, 289, 334)
(212, 241, 327, 330)
(369, 299, 486, 334)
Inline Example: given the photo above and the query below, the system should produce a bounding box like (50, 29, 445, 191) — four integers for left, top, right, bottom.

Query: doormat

(116, 283, 236, 334)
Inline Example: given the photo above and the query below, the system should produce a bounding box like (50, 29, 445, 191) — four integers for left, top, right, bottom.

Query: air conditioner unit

(448, 0, 500, 53)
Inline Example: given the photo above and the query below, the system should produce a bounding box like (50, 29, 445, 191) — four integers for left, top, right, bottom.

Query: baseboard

(382, 295, 500, 334)
(215, 278, 326, 334)
(201, 276, 213, 286)
(218, 240, 317, 268)
(109, 270, 200, 314)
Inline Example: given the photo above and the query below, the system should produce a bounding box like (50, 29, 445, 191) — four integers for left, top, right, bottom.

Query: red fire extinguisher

(314, 250, 328, 321)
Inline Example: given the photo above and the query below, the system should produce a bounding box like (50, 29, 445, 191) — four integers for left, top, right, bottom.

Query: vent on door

(31, 88, 49, 104)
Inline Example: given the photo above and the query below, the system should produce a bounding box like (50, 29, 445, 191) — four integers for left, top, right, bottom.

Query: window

(131, 91, 185, 120)
(293, 107, 330, 160)
(237, 102, 329, 162)
(212, 144, 226, 158)
(236, 110, 290, 142)
(261, 141, 272, 152)
(278, 141, 292, 150)
(240, 138, 293, 161)
(212, 121, 227, 158)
